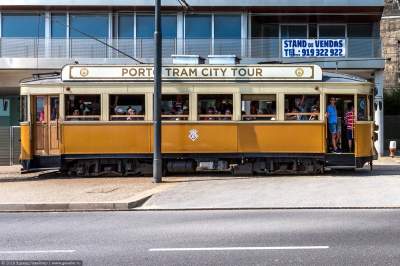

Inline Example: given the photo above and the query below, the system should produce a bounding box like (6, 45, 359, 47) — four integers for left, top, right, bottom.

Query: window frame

(64, 94, 102, 121)
(240, 93, 277, 121)
(283, 93, 322, 122)
(197, 93, 234, 122)
(108, 94, 146, 122)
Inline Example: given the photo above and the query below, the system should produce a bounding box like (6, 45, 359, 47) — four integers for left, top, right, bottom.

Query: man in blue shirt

(326, 97, 338, 152)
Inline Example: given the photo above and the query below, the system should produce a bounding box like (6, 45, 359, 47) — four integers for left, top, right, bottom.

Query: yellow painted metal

(152, 123, 238, 153)
(62, 124, 151, 154)
(355, 122, 373, 157)
(238, 123, 325, 153)
(20, 124, 32, 160)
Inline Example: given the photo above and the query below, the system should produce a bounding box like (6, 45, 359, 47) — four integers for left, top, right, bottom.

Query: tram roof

(21, 71, 369, 86)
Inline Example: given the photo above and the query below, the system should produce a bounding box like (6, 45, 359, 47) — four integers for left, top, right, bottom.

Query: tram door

(325, 95, 355, 153)
(33, 96, 60, 156)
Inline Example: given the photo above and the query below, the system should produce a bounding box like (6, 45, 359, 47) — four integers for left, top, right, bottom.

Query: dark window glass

(109, 95, 145, 121)
(318, 25, 345, 38)
(35, 96, 45, 122)
(241, 95, 276, 121)
(357, 95, 368, 121)
(281, 25, 307, 38)
(118, 14, 134, 38)
(65, 95, 101, 121)
(309, 24, 318, 38)
(185, 15, 211, 38)
(51, 14, 67, 38)
(198, 94, 233, 120)
(50, 97, 59, 121)
(2, 13, 45, 37)
(70, 14, 109, 38)
(347, 24, 373, 37)
(136, 14, 177, 38)
(161, 94, 189, 120)
(284, 95, 320, 121)
(214, 15, 241, 39)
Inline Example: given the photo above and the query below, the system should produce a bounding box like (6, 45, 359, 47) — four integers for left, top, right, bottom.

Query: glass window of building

(65, 95, 101, 121)
(109, 95, 145, 121)
(161, 94, 189, 120)
(347, 24, 373, 37)
(357, 95, 368, 121)
(198, 94, 233, 120)
(214, 15, 241, 39)
(318, 25, 346, 38)
(136, 14, 177, 38)
(185, 15, 212, 38)
(51, 14, 67, 38)
(69, 14, 109, 38)
(281, 25, 307, 38)
(2, 13, 45, 37)
(284, 94, 320, 121)
(241, 95, 276, 121)
(118, 14, 134, 38)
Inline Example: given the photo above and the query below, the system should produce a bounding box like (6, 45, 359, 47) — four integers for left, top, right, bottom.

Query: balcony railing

(0, 37, 382, 59)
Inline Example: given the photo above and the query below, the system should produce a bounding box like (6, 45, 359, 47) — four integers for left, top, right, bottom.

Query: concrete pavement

(0, 157, 399, 211)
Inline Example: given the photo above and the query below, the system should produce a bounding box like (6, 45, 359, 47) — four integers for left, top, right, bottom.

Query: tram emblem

(295, 68, 304, 77)
(80, 68, 89, 77)
(188, 129, 199, 142)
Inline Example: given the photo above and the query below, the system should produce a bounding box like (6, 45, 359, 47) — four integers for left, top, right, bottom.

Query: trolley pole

(153, 0, 162, 183)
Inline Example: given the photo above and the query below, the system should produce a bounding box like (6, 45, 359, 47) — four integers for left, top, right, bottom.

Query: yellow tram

(20, 64, 376, 176)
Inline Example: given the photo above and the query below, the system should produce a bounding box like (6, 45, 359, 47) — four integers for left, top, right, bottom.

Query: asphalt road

(0, 210, 400, 265)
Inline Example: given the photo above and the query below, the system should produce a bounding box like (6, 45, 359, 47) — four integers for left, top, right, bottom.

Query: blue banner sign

(282, 39, 346, 57)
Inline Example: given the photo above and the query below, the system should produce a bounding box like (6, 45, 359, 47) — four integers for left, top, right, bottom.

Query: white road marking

(149, 246, 329, 252)
(0, 250, 76, 254)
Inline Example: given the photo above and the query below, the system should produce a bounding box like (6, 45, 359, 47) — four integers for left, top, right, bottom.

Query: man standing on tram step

(326, 97, 339, 153)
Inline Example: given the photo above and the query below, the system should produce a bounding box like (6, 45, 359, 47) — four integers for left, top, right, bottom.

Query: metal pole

(153, 0, 162, 183)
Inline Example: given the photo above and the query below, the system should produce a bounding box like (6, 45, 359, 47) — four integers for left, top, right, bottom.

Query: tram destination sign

(62, 65, 322, 81)
(282, 39, 346, 58)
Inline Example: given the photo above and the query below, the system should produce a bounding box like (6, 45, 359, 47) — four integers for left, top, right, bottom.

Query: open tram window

(109, 95, 145, 121)
(161, 94, 189, 120)
(65, 95, 101, 121)
(20, 95, 28, 122)
(241, 94, 276, 120)
(284, 94, 320, 121)
(198, 94, 233, 120)
(357, 95, 368, 121)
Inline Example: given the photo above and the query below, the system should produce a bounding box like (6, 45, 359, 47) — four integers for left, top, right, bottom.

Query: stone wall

(381, 0, 400, 90)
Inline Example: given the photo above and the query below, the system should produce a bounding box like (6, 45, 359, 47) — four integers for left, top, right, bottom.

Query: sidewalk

(0, 172, 174, 211)
(0, 157, 399, 211)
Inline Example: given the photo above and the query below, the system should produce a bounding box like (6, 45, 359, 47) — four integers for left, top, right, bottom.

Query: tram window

(109, 95, 145, 121)
(284, 94, 320, 121)
(241, 94, 276, 120)
(357, 95, 368, 121)
(20, 95, 28, 122)
(369, 95, 374, 121)
(65, 95, 101, 121)
(35, 96, 45, 122)
(50, 97, 59, 121)
(161, 94, 189, 121)
(198, 94, 233, 120)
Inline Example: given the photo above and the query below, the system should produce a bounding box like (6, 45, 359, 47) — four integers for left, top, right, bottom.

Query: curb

(0, 184, 174, 212)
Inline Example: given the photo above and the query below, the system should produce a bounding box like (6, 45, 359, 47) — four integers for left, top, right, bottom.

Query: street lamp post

(153, 0, 162, 183)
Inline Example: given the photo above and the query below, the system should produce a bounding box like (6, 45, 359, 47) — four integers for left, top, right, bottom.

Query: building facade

(0, 0, 385, 164)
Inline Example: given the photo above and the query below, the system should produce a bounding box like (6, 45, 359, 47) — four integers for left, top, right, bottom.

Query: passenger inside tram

(109, 95, 145, 121)
(65, 95, 101, 121)
(161, 94, 189, 120)
(241, 94, 276, 120)
(198, 94, 233, 120)
(285, 94, 320, 121)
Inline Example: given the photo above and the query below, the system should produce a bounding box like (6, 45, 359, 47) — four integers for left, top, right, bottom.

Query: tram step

(325, 153, 355, 167)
